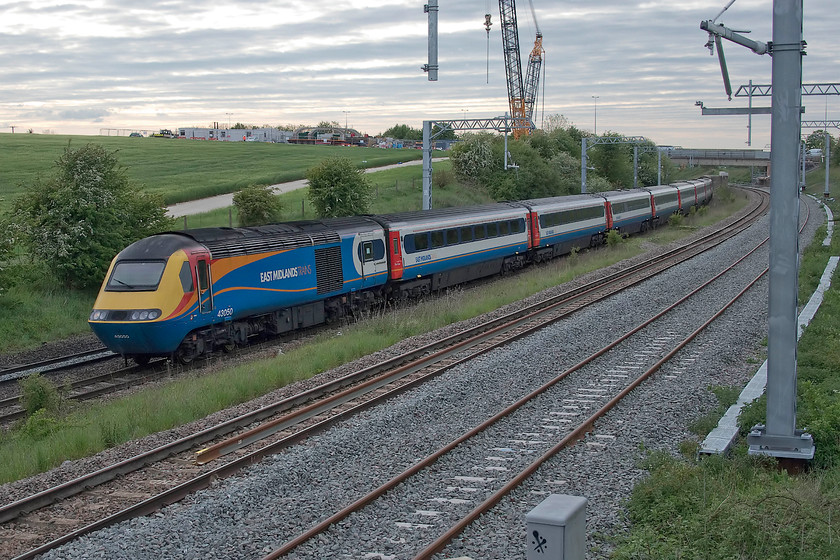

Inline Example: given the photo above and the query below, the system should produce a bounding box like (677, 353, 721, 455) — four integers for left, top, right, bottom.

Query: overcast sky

(0, 1, 836, 148)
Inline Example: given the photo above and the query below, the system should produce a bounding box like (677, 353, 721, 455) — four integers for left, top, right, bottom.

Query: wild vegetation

(5, 144, 173, 289)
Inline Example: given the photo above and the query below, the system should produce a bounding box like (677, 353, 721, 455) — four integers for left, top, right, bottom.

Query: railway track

(0, 188, 773, 559)
(0, 360, 172, 425)
(265, 230, 773, 559)
(0, 348, 114, 385)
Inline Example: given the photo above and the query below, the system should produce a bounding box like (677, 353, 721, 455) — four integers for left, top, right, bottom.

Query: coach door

(196, 256, 214, 314)
(357, 233, 388, 288)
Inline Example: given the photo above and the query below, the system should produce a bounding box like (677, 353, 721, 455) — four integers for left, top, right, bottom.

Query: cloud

(0, 0, 833, 148)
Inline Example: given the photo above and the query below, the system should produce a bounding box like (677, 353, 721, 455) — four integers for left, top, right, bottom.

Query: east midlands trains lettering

(259, 265, 313, 284)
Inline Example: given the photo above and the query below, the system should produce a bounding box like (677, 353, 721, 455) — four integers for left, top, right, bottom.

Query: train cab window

(460, 227, 473, 243)
(179, 261, 194, 292)
(487, 222, 499, 238)
(446, 228, 459, 245)
(474, 224, 487, 240)
(106, 261, 166, 292)
(431, 230, 445, 248)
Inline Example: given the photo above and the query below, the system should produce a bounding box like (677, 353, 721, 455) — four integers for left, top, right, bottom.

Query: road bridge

(668, 148, 770, 167)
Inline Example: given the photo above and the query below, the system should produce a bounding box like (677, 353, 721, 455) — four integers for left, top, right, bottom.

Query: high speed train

(89, 176, 721, 364)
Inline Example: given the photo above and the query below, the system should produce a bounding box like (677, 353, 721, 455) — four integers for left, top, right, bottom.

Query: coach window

(446, 228, 459, 245)
(431, 230, 445, 248)
(414, 233, 430, 251)
(474, 224, 487, 240)
(511, 219, 524, 233)
(460, 226, 473, 243)
(487, 222, 499, 238)
(499, 221, 510, 236)
(362, 241, 374, 262)
(371, 239, 385, 260)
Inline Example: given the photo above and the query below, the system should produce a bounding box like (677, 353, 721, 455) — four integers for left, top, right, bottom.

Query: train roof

(517, 194, 604, 209)
(643, 185, 680, 195)
(175, 224, 341, 259)
(373, 202, 524, 228)
(117, 233, 202, 261)
(597, 188, 653, 202)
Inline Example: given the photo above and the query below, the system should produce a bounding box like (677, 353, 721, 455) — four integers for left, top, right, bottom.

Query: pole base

(747, 424, 815, 460)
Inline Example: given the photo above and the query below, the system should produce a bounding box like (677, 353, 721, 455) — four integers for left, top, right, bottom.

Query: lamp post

(225, 113, 232, 129)
(592, 95, 599, 136)
(461, 109, 468, 120)
(342, 111, 350, 130)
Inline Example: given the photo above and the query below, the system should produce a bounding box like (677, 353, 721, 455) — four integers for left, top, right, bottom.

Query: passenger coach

(374, 203, 530, 298)
(520, 194, 609, 261)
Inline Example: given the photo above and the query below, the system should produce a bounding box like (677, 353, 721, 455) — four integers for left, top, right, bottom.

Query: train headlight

(129, 309, 161, 321)
(90, 309, 161, 321)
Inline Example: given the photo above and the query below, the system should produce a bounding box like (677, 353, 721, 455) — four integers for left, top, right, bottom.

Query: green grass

(0, 133, 422, 212)
(0, 191, 748, 484)
(179, 159, 493, 229)
(613, 164, 840, 559)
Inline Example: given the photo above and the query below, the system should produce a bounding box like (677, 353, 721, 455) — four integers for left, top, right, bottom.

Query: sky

(0, 0, 836, 149)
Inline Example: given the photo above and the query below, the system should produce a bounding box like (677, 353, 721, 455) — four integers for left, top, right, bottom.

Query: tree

(805, 130, 832, 152)
(9, 143, 173, 290)
(233, 185, 283, 226)
(381, 124, 423, 140)
(450, 133, 495, 184)
(306, 157, 372, 218)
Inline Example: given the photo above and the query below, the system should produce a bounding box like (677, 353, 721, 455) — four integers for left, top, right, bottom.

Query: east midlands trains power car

(89, 176, 721, 364)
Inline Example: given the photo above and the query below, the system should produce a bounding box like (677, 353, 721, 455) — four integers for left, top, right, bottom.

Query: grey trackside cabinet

(525, 494, 587, 560)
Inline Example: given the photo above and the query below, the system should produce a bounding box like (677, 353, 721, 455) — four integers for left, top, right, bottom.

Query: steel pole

(657, 149, 662, 185)
(422, 121, 432, 210)
(633, 146, 639, 189)
(424, 2, 439, 81)
(581, 137, 588, 193)
(825, 132, 831, 198)
(748, 0, 814, 460)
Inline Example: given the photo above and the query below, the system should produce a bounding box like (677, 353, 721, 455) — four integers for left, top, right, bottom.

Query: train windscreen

(106, 261, 166, 291)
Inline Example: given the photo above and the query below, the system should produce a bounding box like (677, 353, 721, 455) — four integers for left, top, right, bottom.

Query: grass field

(0, 133, 423, 211)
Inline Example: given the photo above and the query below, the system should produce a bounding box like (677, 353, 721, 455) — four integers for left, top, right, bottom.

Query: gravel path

(10, 190, 822, 560)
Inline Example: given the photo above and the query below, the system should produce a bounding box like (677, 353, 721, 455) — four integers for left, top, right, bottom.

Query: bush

(668, 212, 684, 227)
(606, 229, 624, 247)
(233, 184, 283, 226)
(306, 157, 372, 217)
(18, 373, 60, 416)
(19, 408, 60, 440)
(8, 144, 173, 290)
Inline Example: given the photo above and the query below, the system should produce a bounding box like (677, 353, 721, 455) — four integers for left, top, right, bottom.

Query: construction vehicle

(497, 0, 544, 139)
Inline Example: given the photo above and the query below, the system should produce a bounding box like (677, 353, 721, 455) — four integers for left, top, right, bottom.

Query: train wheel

(175, 346, 196, 365)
